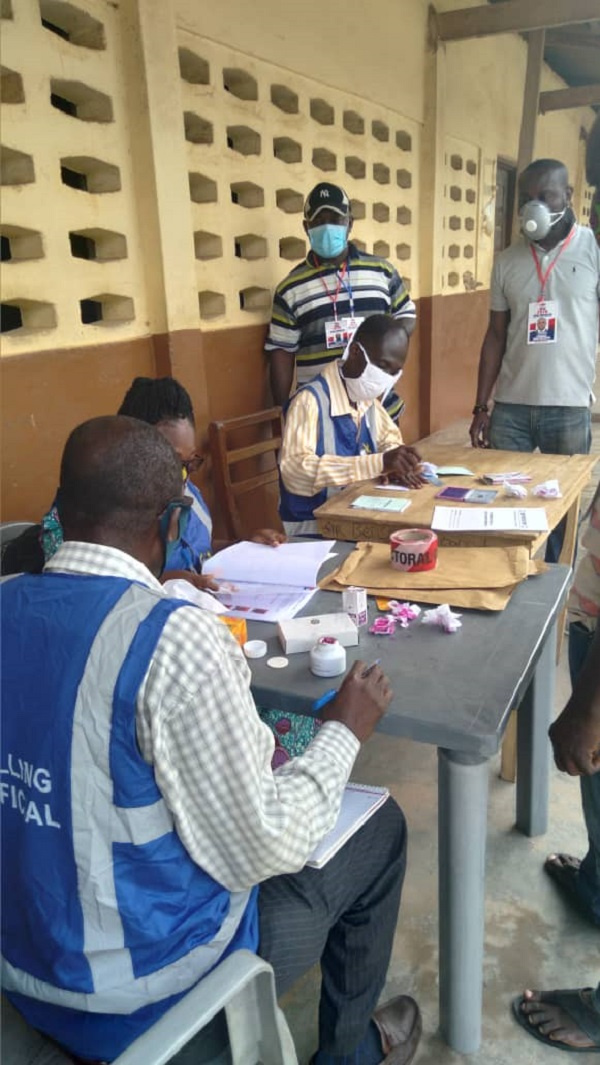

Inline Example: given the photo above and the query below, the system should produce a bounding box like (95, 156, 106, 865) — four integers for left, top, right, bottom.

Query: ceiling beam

(539, 83, 600, 112)
(434, 1, 600, 42)
(546, 30, 600, 49)
(545, 39, 600, 53)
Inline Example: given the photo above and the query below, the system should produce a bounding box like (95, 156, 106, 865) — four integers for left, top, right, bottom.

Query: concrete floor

(280, 411, 600, 1064)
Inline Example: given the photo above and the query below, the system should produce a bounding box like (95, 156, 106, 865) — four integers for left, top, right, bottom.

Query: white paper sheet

(203, 539, 335, 589)
(432, 506, 548, 532)
(214, 583, 317, 623)
(351, 495, 412, 513)
(307, 784, 390, 868)
(161, 579, 226, 614)
(436, 466, 474, 476)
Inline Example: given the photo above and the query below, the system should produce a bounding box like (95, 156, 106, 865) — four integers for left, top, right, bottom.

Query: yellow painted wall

(1, 0, 596, 356)
(176, 0, 429, 125)
(1, 0, 156, 352)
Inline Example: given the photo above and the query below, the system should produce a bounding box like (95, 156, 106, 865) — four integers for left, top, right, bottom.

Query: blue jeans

(489, 403, 591, 563)
(568, 622, 600, 926)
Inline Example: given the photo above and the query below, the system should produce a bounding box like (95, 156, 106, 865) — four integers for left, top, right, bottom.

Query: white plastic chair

(0, 521, 35, 546)
(2, 951, 298, 1065)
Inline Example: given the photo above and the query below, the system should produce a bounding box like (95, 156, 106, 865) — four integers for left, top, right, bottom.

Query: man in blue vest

(1, 416, 421, 1064)
(279, 314, 425, 536)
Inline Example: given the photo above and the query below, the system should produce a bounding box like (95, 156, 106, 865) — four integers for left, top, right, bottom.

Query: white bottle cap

(266, 656, 289, 669)
(243, 640, 267, 659)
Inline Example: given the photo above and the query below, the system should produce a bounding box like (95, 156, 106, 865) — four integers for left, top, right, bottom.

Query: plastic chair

(0, 521, 41, 577)
(0, 521, 34, 547)
(208, 408, 284, 541)
(2, 951, 298, 1065)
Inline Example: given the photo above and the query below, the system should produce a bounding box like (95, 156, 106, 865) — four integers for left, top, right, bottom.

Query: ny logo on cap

(320, 189, 330, 198)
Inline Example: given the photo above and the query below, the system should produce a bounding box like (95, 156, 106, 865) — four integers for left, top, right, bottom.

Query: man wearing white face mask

(279, 315, 425, 536)
(469, 157, 600, 561)
(266, 182, 416, 425)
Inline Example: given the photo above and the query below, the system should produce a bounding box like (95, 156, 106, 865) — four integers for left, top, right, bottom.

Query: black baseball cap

(304, 182, 351, 222)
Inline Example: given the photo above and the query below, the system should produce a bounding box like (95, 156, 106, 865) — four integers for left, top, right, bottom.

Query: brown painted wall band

(0, 291, 489, 530)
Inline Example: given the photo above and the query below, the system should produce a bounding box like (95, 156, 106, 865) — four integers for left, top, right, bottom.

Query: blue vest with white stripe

(1, 573, 257, 1061)
(279, 374, 378, 535)
(165, 479, 213, 573)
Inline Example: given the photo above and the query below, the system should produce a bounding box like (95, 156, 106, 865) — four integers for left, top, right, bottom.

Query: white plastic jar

(309, 636, 347, 678)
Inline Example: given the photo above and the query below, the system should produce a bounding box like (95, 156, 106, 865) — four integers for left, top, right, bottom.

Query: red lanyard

(529, 225, 575, 300)
(318, 261, 350, 319)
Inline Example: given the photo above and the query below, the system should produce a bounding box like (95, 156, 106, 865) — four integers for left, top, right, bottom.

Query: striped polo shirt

(265, 242, 416, 420)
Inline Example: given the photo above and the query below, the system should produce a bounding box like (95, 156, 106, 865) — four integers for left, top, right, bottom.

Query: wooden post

(418, 9, 448, 436)
(511, 29, 546, 240)
(434, 0, 599, 42)
(501, 28, 546, 781)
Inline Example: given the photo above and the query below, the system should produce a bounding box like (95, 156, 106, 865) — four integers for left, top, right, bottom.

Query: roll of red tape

(390, 529, 438, 572)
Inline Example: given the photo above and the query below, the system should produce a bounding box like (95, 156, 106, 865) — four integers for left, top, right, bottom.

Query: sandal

(544, 854, 600, 928)
(512, 988, 600, 1053)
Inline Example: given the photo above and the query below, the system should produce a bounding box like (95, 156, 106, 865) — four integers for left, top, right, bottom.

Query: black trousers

(258, 797, 408, 1057)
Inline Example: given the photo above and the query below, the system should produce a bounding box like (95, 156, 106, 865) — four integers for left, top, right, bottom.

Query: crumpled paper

(504, 482, 528, 499)
(533, 479, 562, 499)
(387, 600, 422, 627)
(421, 604, 462, 633)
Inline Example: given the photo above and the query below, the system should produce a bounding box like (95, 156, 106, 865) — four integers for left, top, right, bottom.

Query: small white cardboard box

(277, 613, 359, 654)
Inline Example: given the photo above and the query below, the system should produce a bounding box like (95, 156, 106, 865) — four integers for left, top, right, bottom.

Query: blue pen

(311, 660, 382, 714)
(312, 688, 338, 713)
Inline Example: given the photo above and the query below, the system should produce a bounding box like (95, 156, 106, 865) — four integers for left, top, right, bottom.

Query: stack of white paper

(202, 540, 336, 622)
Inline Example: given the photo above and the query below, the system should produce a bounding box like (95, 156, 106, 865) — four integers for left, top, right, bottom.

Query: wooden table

(315, 444, 596, 784)
(314, 444, 597, 565)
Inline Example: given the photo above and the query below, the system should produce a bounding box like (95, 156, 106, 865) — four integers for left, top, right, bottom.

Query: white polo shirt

(490, 225, 600, 407)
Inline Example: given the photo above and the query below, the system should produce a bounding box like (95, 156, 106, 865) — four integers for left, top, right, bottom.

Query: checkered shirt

(43, 543, 359, 891)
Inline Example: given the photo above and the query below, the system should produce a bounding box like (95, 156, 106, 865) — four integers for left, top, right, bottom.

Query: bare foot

(520, 989, 596, 1049)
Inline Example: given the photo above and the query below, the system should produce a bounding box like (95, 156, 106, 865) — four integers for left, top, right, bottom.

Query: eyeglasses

(181, 454, 205, 478)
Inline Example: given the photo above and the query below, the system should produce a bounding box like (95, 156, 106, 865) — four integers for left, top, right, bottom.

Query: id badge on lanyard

(526, 227, 574, 346)
(321, 264, 363, 349)
(527, 300, 558, 344)
(325, 315, 365, 349)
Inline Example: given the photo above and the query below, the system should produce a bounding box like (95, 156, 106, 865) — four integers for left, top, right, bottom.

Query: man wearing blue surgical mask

(469, 158, 600, 562)
(266, 182, 416, 425)
(279, 314, 426, 536)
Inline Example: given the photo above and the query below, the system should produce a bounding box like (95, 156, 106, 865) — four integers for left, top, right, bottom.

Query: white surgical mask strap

(357, 341, 370, 366)
(549, 206, 566, 228)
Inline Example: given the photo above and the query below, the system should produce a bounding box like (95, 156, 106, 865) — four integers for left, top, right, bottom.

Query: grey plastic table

(246, 548, 571, 1054)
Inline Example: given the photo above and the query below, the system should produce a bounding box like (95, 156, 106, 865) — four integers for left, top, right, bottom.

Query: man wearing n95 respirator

(266, 182, 416, 425)
(279, 314, 425, 536)
(469, 158, 600, 562)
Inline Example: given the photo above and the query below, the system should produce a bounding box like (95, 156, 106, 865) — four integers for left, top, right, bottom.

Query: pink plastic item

(369, 616, 396, 636)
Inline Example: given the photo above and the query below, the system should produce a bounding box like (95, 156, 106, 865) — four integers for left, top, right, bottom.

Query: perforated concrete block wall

(580, 185, 594, 224)
(440, 135, 481, 296)
(1, 0, 151, 352)
(179, 34, 420, 330)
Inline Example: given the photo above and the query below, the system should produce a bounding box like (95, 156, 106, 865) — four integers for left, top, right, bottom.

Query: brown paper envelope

(319, 543, 544, 592)
(376, 584, 519, 611)
(324, 581, 521, 611)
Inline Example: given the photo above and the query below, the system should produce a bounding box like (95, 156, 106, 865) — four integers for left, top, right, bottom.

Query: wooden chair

(209, 407, 284, 541)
